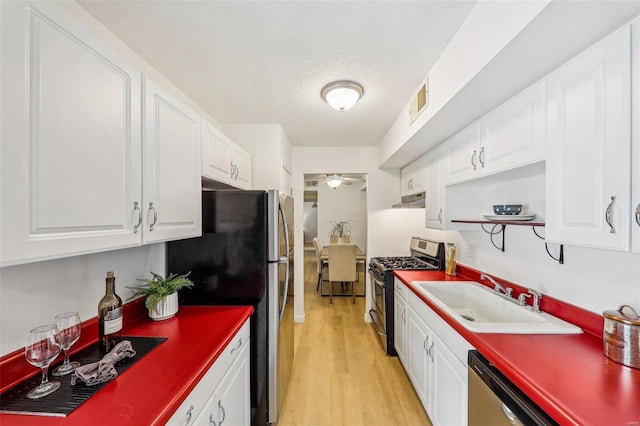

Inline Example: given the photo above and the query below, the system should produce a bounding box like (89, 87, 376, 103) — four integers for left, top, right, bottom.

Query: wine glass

(52, 312, 81, 376)
(24, 324, 62, 399)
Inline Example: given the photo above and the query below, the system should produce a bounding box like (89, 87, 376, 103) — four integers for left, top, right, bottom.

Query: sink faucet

(480, 273, 512, 297)
(528, 288, 542, 312)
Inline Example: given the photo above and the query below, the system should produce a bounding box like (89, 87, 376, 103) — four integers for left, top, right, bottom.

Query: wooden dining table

(319, 245, 367, 297)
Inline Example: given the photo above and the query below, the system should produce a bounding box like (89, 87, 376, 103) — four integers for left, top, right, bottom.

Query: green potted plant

(127, 271, 194, 321)
(329, 220, 352, 243)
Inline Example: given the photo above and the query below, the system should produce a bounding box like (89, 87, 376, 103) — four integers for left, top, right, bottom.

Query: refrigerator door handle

(280, 259, 289, 321)
(277, 197, 291, 321)
(279, 198, 290, 258)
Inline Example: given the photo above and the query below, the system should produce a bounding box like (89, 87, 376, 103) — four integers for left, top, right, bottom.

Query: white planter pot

(148, 292, 179, 321)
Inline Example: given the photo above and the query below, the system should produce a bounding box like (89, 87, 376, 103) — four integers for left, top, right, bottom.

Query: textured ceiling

(78, 1, 476, 147)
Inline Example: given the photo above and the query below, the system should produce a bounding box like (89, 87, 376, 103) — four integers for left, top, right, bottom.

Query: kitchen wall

(0, 244, 166, 355)
(292, 146, 425, 323)
(412, 166, 640, 316)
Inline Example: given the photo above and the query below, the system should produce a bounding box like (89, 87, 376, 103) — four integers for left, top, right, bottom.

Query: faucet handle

(517, 293, 531, 306)
(528, 288, 542, 312)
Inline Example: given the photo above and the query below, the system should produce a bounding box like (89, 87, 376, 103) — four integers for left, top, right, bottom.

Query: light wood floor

(276, 251, 432, 426)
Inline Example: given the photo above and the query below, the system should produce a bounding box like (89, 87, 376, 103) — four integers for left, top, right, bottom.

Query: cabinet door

(406, 307, 432, 412)
(394, 293, 407, 363)
(202, 120, 233, 184)
(546, 26, 631, 251)
(196, 340, 251, 426)
(232, 146, 252, 190)
(444, 122, 481, 185)
(425, 148, 445, 229)
(0, 1, 142, 266)
(401, 157, 425, 197)
(632, 19, 640, 254)
(480, 81, 545, 175)
(430, 332, 467, 426)
(143, 77, 202, 244)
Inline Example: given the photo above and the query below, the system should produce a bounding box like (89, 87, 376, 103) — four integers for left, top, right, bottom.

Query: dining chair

(328, 243, 357, 304)
(312, 237, 327, 292)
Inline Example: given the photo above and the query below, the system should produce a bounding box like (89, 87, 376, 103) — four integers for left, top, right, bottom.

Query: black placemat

(0, 336, 167, 417)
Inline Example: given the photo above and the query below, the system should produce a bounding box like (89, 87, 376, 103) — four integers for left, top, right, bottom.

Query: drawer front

(166, 320, 250, 425)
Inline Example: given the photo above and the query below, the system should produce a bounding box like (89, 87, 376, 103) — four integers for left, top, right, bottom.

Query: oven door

(368, 269, 386, 346)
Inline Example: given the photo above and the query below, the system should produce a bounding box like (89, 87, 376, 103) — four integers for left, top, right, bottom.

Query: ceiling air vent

(409, 77, 428, 125)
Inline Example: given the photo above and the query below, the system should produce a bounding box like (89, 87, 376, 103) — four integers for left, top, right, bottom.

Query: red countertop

(395, 267, 640, 426)
(0, 304, 253, 425)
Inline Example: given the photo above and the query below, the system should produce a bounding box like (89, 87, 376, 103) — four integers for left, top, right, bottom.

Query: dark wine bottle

(98, 271, 123, 353)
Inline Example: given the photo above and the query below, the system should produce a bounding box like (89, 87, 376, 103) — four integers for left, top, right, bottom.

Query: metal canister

(603, 305, 640, 369)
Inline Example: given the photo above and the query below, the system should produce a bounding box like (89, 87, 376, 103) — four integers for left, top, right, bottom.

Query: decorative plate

(482, 214, 536, 221)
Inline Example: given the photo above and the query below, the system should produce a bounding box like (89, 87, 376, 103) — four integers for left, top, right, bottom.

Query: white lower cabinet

(395, 278, 472, 426)
(167, 320, 250, 426)
(394, 280, 408, 363)
(429, 331, 467, 426)
(405, 304, 432, 413)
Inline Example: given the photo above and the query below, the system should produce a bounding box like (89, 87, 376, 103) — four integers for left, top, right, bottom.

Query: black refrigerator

(166, 189, 294, 426)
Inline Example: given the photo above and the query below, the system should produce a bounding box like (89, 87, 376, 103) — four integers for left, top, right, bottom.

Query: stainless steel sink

(412, 281, 582, 334)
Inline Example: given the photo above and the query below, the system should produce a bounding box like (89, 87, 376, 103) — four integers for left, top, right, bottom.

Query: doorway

(303, 173, 367, 299)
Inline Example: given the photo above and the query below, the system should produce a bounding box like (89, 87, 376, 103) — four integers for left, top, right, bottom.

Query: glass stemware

(52, 312, 81, 376)
(25, 324, 61, 399)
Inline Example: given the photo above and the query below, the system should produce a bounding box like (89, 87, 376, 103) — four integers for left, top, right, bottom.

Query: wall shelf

(451, 219, 564, 264)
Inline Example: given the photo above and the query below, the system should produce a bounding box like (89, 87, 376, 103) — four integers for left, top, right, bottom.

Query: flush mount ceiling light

(326, 174, 343, 188)
(321, 81, 364, 112)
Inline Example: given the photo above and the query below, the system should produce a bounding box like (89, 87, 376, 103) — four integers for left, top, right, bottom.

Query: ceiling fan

(306, 173, 364, 188)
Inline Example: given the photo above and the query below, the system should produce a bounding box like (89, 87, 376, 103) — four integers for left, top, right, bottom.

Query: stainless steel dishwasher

(468, 351, 558, 426)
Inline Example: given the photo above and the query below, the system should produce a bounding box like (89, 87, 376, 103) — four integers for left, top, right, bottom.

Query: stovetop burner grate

(372, 256, 439, 271)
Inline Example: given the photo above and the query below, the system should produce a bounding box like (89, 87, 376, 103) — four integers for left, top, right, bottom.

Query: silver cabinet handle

(605, 196, 616, 234)
(471, 150, 477, 170)
(133, 201, 142, 233)
(230, 338, 242, 354)
(437, 208, 443, 223)
(148, 202, 158, 231)
(218, 400, 226, 426)
(635, 203, 640, 227)
(209, 413, 217, 426)
(427, 340, 434, 361)
(184, 405, 194, 425)
(423, 337, 428, 353)
(230, 162, 234, 178)
(401, 309, 405, 322)
(479, 146, 485, 168)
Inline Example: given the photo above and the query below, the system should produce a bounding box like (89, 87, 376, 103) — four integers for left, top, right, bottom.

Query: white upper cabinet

(444, 81, 545, 186)
(632, 19, 640, 254)
(545, 25, 631, 251)
(401, 156, 426, 197)
(202, 121, 252, 190)
(443, 122, 481, 185)
(425, 147, 445, 229)
(143, 77, 202, 243)
(479, 81, 546, 175)
(202, 120, 234, 185)
(0, 1, 142, 266)
(232, 146, 252, 190)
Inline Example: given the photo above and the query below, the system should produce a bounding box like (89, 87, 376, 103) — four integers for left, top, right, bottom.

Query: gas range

(368, 237, 445, 356)
(371, 256, 437, 271)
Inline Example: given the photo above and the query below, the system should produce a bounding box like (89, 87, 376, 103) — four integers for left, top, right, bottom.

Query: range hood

(393, 192, 425, 208)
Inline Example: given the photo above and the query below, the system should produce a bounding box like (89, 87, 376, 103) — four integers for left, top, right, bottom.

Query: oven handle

(368, 269, 385, 287)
